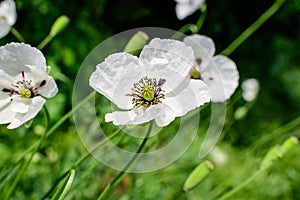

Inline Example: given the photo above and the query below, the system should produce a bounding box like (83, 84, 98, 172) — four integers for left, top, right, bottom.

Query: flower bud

(124, 31, 149, 55)
(50, 15, 70, 37)
(183, 160, 214, 192)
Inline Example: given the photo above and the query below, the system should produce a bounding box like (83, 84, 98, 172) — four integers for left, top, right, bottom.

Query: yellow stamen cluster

(131, 76, 165, 108)
(19, 88, 32, 98)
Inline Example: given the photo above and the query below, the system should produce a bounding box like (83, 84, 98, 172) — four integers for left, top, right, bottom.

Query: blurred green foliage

(0, 0, 300, 199)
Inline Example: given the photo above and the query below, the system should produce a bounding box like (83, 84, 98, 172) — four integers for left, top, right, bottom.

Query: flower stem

(10, 27, 25, 42)
(252, 114, 300, 149)
(217, 170, 263, 200)
(221, 0, 286, 56)
(172, 6, 207, 40)
(37, 35, 53, 50)
(97, 121, 154, 200)
(2, 106, 50, 200)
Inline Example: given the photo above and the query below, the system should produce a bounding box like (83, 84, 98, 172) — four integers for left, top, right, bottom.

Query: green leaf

(50, 169, 76, 200)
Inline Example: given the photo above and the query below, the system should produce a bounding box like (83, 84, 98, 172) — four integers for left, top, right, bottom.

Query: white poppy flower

(0, 0, 17, 39)
(89, 38, 211, 127)
(184, 34, 239, 102)
(0, 43, 58, 129)
(175, 0, 205, 20)
(241, 78, 259, 102)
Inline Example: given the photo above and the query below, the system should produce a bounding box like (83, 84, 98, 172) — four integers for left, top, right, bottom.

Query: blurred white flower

(175, 0, 205, 20)
(210, 146, 228, 165)
(0, 0, 17, 39)
(89, 38, 211, 127)
(184, 34, 239, 102)
(0, 43, 58, 129)
(241, 78, 260, 102)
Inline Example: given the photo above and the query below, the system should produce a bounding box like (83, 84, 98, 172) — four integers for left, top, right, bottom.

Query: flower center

(190, 67, 201, 79)
(2, 71, 46, 99)
(19, 88, 32, 98)
(141, 85, 154, 101)
(130, 76, 165, 108)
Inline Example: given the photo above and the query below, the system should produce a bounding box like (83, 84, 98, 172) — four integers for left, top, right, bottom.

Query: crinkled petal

(0, 0, 17, 25)
(175, 0, 205, 20)
(163, 79, 210, 118)
(201, 55, 239, 102)
(89, 52, 143, 110)
(0, 103, 15, 124)
(7, 96, 46, 129)
(0, 19, 11, 38)
(184, 34, 216, 60)
(140, 38, 195, 79)
(105, 105, 161, 126)
(0, 43, 47, 76)
(0, 69, 14, 88)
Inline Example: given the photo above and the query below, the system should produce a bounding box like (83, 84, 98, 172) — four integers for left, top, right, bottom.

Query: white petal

(0, 69, 14, 88)
(0, 43, 47, 77)
(105, 105, 161, 126)
(0, 0, 17, 25)
(201, 55, 239, 102)
(184, 34, 216, 59)
(0, 19, 11, 38)
(24, 65, 58, 98)
(11, 97, 31, 113)
(0, 95, 10, 109)
(0, 103, 15, 124)
(7, 96, 46, 129)
(89, 52, 144, 110)
(163, 79, 210, 117)
(175, 0, 205, 20)
(140, 38, 195, 78)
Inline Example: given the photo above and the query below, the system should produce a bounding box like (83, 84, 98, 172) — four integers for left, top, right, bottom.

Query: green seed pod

(183, 160, 214, 192)
(259, 145, 280, 170)
(279, 136, 299, 157)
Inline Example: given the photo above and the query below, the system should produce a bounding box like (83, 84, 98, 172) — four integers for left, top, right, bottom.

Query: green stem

(45, 91, 95, 138)
(37, 35, 53, 50)
(50, 169, 76, 200)
(195, 7, 207, 33)
(3, 106, 50, 200)
(41, 129, 120, 199)
(97, 121, 154, 200)
(252, 114, 300, 149)
(221, 0, 286, 56)
(217, 170, 264, 200)
(10, 27, 25, 42)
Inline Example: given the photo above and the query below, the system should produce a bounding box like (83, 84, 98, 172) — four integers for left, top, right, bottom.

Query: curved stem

(221, 0, 286, 56)
(10, 27, 25, 42)
(3, 106, 50, 200)
(195, 7, 207, 33)
(97, 121, 154, 200)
